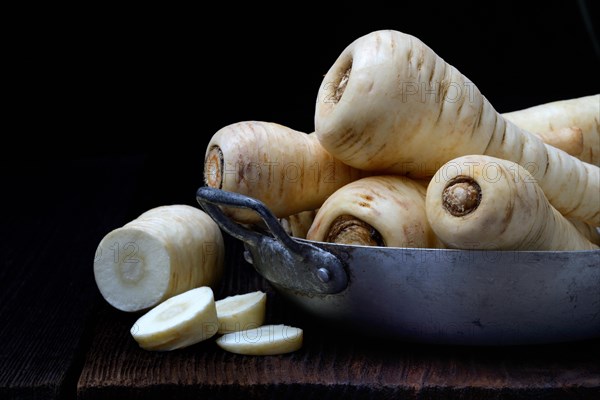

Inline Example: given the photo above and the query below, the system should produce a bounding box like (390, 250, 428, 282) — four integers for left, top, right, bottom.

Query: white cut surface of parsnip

(94, 205, 224, 312)
(131, 286, 219, 351)
(216, 291, 267, 334)
(216, 324, 303, 355)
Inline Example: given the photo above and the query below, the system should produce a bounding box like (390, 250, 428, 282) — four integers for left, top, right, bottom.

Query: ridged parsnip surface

(307, 175, 442, 248)
(204, 121, 368, 222)
(315, 30, 599, 225)
(503, 94, 599, 165)
(425, 155, 599, 251)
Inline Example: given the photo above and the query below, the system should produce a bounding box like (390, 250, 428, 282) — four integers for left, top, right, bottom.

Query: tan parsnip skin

(526, 127, 583, 159)
(279, 209, 318, 239)
(569, 219, 600, 246)
(503, 95, 599, 165)
(204, 121, 368, 222)
(425, 155, 599, 251)
(307, 175, 443, 248)
(315, 30, 600, 225)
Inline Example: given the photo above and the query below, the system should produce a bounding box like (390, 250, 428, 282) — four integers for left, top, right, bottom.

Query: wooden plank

(0, 156, 145, 400)
(77, 236, 600, 399)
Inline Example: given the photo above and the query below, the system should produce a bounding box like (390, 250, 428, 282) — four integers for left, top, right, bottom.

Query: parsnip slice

(131, 286, 219, 351)
(216, 291, 267, 334)
(216, 324, 303, 355)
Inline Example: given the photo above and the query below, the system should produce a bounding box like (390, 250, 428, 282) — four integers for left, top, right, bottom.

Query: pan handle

(196, 187, 348, 294)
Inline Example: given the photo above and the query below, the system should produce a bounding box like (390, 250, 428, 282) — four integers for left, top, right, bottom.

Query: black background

(1, 2, 599, 398)
(8, 2, 600, 205)
(7, 2, 600, 213)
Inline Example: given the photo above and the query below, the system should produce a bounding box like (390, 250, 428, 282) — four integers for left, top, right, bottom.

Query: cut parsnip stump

(216, 324, 303, 355)
(503, 94, 599, 166)
(307, 176, 443, 248)
(94, 205, 224, 312)
(131, 287, 219, 351)
(315, 30, 599, 225)
(216, 291, 267, 334)
(204, 121, 368, 223)
(425, 155, 599, 251)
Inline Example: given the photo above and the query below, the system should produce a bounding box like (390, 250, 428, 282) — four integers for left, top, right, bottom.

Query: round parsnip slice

(216, 324, 303, 356)
(216, 291, 267, 334)
(94, 205, 224, 312)
(131, 286, 219, 351)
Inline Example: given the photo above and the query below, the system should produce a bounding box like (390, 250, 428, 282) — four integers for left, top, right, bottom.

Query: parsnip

(131, 286, 219, 351)
(94, 205, 224, 312)
(216, 325, 303, 355)
(569, 219, 600, 246)
(315, 30, 600, 225)
(216, 291, 267, 334)
(425, 155, 599, 251)
(306, 175, 442, 248)
(279, 209, 318, 239)
(527, 127, 583, 159)
(503, 95, 599, 165)
(204, 121, 368, 223)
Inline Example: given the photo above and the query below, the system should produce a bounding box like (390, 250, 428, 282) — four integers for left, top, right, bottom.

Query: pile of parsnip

(205, 30, 600, 251)
(93, 29, 598, 355)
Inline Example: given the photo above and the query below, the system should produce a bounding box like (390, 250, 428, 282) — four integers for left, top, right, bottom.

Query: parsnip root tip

(442, 177, 481, 217)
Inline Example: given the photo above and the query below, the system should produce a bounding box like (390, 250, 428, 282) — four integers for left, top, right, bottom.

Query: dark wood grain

(77, 236, 600, 400)
(0, 151, 215, 400)
(0, 156, 147, 400)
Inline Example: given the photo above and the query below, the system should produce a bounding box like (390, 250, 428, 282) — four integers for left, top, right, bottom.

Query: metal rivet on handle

(317, 267, 331, 283)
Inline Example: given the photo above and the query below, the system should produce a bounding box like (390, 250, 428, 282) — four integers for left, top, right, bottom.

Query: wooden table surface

(2, 156, 599, 400)
(75, 235, 600, 400)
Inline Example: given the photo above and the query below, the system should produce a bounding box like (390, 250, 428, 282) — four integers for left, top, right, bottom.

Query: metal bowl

(197, 187, 600, 345)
